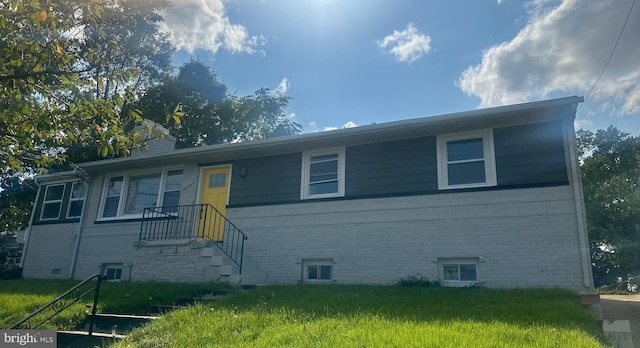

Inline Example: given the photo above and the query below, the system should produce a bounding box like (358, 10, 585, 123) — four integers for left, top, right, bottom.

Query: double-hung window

(41, 184, 65, 220)
(66, 182, 87, 218)
(100, 169, 183, 219)
(301, 147, 345, 199)
(436, 130, 496, 189)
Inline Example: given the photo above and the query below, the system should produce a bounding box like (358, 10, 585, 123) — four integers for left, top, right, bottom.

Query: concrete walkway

(600, 295, 640, 348)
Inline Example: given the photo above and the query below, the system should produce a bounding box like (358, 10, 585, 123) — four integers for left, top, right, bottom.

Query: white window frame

(101, 263, 124, 281)
(40, 184, 66, 221)
(66, 182, 87, 218)
(302, 259, 334, 283)
(436, 129, 496, 190)
(98, 168, 183, 220)
(300, 147, 346, 200)
(438, 258, 479, 287)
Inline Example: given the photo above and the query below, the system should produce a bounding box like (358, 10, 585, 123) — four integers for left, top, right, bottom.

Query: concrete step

(58, 313, 156, 347)
(80, 313, 157, 336)
(57, 330, 124, 348)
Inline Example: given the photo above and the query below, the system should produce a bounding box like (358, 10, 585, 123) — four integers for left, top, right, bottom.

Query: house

(20, 96, 594, 291)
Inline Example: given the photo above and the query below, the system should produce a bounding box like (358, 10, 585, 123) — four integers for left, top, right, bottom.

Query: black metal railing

(11, 274, 106, 335)
(139, 204, 247, 272)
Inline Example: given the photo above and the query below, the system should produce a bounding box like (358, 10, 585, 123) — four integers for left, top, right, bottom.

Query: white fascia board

(77, 96, 584, 172)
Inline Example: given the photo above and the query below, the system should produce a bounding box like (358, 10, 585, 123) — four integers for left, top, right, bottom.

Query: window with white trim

(66, 182, 87, 218)
(438, 258, 479, 286)
(301, 148, 345, 199)
(303, 259, 334, 282)
(436, 130, 496, 189)
(41, 184, 65, 220)
(101, 263, 124, 281)
(100, 169, 183, 219)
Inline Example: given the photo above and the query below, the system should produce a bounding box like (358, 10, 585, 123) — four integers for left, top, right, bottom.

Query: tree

(133, 60, 302, 149)
(0, 0, 174, 177)
(577, 126, 640, 289)
(80, 0, 174, 99)
(0, 177, 36, 232)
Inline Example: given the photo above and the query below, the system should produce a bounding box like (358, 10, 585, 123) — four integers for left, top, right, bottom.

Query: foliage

(577, 126, 640, 289)
(0, 0, 174, 176)
(0, 177, 37, 232)
(116, 285, 606, 348)
(0, 232, 23, 279)
(132, 60, 302, 149)
(394, 273, 440, 287)
(0, 279, 234, 329)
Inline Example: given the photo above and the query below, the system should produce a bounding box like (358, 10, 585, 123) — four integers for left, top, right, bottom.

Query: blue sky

(161, 0, 639, 135)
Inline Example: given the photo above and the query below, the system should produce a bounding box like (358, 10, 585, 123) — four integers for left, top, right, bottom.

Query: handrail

(140, 204, 247, 273)
(11, 274, 106, 335)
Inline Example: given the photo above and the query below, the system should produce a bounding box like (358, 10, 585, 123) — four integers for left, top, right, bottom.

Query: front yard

(117, 285, 608, 348)
(0, 280, 609, 347)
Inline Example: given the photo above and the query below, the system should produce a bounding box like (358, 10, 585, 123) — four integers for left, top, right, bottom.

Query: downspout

(68, 168, 92, 279)
(19, 178, 43, 269)
(564, 115, 594, 289)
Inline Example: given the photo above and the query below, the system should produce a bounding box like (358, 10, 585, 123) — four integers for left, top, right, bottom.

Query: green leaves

(0, 0, 174, 176)
(579, 126, 640, 288)
(133, 60, 301, 149)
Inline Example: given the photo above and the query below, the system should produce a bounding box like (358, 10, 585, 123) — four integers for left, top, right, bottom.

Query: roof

(75, 96, 583, 173)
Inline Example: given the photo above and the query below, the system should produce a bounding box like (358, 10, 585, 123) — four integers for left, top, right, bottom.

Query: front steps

(131, 238, 273, 286)
(57, 313, 156, 348)
(132, 239, 242, 284)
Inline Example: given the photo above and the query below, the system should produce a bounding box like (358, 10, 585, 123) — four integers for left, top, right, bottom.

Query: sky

(158, 0, 639, 135)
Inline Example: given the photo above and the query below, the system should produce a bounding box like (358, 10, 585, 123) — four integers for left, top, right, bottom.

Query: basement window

(438, 258, 479, 287)
(102, 264, 124, 281)
(303, 259, 334, 282)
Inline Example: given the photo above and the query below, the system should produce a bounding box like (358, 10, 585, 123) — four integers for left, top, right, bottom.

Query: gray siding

(228, 185, 588, 289)
(229, 153, 301, 206)
(227, 121, 569, 207)
(345, 137, 437, 196)
(494, 121, 568, 186)
(21, 223, 77, 278)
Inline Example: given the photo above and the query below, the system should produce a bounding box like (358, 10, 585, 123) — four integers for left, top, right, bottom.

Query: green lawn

(0, 279, 233, 330)
(116, 285, 609, 348)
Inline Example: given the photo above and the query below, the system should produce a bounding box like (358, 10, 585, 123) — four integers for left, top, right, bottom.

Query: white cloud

(458, 0, 640, 114)
(307, 121, 357, 132)
(574, 119, 593, 130)
(159, 0, 265, 54)
(379, 24, 432, 63)
(275, 78, 289, 96)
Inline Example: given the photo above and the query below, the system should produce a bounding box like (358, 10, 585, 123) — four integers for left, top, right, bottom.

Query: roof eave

(78, 96, 583, 171)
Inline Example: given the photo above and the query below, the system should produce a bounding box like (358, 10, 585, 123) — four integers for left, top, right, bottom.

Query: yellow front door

(199, 166, 231, 241)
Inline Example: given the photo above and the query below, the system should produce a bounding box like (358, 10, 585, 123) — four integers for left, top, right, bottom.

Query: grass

(0, 279, 234, 330)
(116, 285, 609, 348)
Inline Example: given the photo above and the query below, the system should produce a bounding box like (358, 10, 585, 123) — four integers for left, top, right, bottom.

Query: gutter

(77, 96, 586, 171)
(68, 168, 91, 279)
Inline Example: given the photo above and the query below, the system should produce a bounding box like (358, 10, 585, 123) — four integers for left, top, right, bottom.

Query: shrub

(394, 274, 440, 288)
